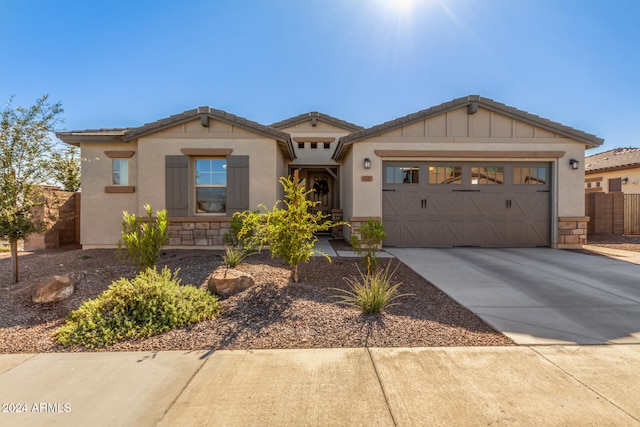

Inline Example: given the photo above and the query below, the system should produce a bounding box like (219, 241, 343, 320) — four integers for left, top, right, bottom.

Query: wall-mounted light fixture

(622, 177, 629, 185)
(569, 159, 579, 170)
(364, 158, 371, 169)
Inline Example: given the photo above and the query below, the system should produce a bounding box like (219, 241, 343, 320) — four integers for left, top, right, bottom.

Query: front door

(309, 172, 333, 217)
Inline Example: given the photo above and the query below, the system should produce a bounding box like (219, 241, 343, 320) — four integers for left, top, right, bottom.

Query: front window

(112, 159, 128, 185)
(195, 159, 226, 213)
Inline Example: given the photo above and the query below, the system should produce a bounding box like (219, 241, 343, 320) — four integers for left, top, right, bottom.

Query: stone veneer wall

(348, 216, 382, 247)
(167, 217, 231, 247)
(557, 216, 588, 248)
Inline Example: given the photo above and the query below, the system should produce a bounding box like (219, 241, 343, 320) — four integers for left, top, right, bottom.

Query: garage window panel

(429, 166, 462, 185)
(514, 166, 547, 185)
(471, 166, 504, 185)
(385, 165, 419, 184)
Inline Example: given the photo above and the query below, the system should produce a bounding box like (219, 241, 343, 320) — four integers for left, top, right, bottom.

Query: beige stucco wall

(79, 141, 139, 247)
(137, 122, 284, 213)
(585, 168, 640, 194)
(80, 118, 288, 247)
(343, 106, 590, 238)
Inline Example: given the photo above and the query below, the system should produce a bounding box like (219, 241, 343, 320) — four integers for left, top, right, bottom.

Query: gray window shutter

(226, 155, 249, 214)
(165, 155, 189, 217)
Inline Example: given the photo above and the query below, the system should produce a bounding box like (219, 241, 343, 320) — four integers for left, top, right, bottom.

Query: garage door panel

(383, 190, 422, 217)
(528, 220, 551, 247)
(462, 193, 486, 216)
(383, 219, 422, 247)
(509, 193, 549, 218)
(469, 221, 507, 247)
(423, 220, 465, 247)
(383, 162, 551, 248)
(483, 192, 508, 217)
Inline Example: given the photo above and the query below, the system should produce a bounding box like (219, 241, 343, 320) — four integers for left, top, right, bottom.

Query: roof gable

(332, 95, 604, 160)
(271, 112, 363, 132)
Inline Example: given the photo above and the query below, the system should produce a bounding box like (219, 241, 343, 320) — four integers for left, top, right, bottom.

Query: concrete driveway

(387, 248, 640, 345)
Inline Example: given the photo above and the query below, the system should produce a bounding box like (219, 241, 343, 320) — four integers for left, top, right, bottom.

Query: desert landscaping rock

(0, 243, 522, 353)
(208, 267, 255, 297)
(31, 275, 76, 303)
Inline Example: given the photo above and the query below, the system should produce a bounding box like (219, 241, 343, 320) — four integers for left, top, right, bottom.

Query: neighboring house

(585, 148, 640, 193)
(56, 95, 603, 249)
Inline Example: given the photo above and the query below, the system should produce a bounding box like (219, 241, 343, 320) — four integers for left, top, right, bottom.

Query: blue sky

(1, 0, 637, 154)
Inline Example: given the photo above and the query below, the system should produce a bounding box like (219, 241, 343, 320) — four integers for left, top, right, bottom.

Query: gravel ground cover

(585, 233, 640, 252)
(0, 240, 513, 353)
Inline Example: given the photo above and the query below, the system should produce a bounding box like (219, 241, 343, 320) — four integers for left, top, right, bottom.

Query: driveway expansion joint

(366, 347, 398, 427)
(529, 346, 640, 424)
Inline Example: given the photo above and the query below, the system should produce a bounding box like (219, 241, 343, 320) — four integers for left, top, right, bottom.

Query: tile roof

(55, 128, 134, 145)
(270, 112, 363, 132)
(585, 147, 640, 174)
(56, 108, 296, 160)
(332, 95, 604, 160)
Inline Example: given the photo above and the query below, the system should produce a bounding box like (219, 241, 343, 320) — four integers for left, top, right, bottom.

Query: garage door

(382, 162, 550, 247)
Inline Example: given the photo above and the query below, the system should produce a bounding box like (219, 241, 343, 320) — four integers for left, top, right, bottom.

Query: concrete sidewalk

(1, 346, 639, 426)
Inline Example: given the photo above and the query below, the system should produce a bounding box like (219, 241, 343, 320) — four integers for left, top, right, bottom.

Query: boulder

(208, 267, 254, 297)
(32, 275, 76, 303)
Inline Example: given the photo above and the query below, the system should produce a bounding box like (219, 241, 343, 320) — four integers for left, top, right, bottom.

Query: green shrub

(235, 176, 347, 282)
(55, 267, 221, 348)
(223, 214, 244, 246)
(117, 204, 169, 270)
(333, 262, 408, 315)
(350, 218, 387, 270)
(222, 245, 251, 268)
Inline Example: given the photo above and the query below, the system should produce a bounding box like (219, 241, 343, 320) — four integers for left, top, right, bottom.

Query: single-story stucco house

(56, 95, 603, 249)
(585, 147, 640, 194)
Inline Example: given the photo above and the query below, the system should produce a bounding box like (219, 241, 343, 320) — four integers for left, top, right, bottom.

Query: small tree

(0, 95, 63, 283)
(235, 175, 346, 282)
(117, 204, 169, 270)
(50, 144, 81, 192)
(350, 218, 387, 270)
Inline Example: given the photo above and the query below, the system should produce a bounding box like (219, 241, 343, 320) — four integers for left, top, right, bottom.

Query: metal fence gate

(624, 194, 640, 235)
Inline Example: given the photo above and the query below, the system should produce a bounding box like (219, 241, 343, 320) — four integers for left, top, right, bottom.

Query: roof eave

(586, 164, 640, 174)
(333, 95, 604, 160)
(119, 107, 296, 160)
(55, 131, 127, 146)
